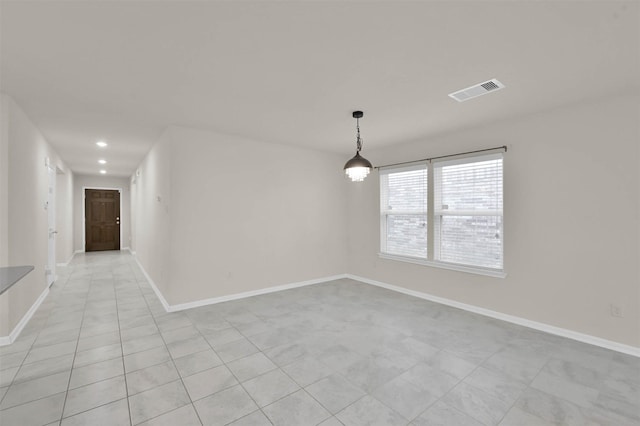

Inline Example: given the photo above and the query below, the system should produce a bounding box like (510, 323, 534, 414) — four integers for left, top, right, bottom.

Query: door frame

(82, 186, 123, 252)
(46, 163, 57, 286)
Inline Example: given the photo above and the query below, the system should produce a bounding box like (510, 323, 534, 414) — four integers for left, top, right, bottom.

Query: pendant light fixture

(343, 111, 373, 182)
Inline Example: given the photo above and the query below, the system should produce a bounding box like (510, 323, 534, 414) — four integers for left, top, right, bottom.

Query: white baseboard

(0, 286, 50, 346)
(167, 274, 347, 313)
(346, 274, 640, 358)
(132, 254, 345, 313)
(132, 256, 171, 312)
(57, 250, 78, 267)
(127, 256, 639, 357)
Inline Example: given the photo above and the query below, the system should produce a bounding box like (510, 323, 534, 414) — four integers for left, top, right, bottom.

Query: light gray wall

(131, 130, 172, 298)
(0, 93, 73, 337)
(132, 126, 349, 306)
(127, 94, 640, 349)
(73, 174, 131, 252)
(0, 95, 9, 336)
(0, 95, 8, 267)
(347, 94, 640, 347)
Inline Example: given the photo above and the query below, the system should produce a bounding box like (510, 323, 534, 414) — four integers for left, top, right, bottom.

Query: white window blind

(379, 151, 504, 275)
(380, 165, 428, 258)
(434, 154, 503, 270)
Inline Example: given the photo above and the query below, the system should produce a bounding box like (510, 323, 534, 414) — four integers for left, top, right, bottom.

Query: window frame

(379, 152, 506, 278)
(379, 163, 429, 258)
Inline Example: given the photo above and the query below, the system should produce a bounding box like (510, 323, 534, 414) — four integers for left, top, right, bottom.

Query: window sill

(378, 253, 507, 278)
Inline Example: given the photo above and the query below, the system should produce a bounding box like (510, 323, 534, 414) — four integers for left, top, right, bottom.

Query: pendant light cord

(356, 117, 363, 152)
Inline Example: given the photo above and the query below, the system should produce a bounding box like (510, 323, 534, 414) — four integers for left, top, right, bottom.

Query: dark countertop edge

(0, 265, 35, 296)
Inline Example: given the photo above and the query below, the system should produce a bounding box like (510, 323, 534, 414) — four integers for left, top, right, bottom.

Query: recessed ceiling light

(96, 141, 108, 148)
(99, 170, 107, 174)
(98, 159, 107, 164)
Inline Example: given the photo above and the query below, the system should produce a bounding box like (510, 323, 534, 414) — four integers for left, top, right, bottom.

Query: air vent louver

(449, 78, 505, 102)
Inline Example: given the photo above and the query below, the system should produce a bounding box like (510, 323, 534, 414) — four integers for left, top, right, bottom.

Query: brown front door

(85, 189, 120, 252)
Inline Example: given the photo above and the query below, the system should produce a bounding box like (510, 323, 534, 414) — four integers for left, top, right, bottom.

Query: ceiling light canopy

(98, 159, 107, 164)
(343, 111, 373, 182)
(96, 141, 107, 148)
(99, 170, 106, 174)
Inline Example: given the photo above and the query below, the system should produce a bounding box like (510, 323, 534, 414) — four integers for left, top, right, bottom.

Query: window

(380, 152, 504, 276)
(380, 165, 428, 258)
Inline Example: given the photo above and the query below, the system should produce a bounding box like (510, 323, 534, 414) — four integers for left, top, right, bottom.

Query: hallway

(0, 252, 637, 425)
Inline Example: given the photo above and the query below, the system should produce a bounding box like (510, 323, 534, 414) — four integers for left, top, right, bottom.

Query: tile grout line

(0, 271, 80, 413)
(3, 253, 637, 425)
(412, 346, 507, 425)
(58, 264, 93, 424)
(502, 353, 579, 424)
(384, 348, 465, 424)
(201, 321, 275, 425)
(133, 263, 206, 426)
(141, 272, 516, 421)
(491, 325, 559, 425)
(423, 329, 550, 426)
(308, 344, 426, 423)
(55, 257, 135, 423)
(165, 303, 337, 423)
(232, 308, 380, 425)
(115, 261, 137, 426)
(215, 293, 417, 425)
(0, 273, 71, 408)
(495, 357, 549, 424)
(230, 323, 304, 425)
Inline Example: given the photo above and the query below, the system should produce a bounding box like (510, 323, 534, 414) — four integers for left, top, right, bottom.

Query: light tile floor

(0, 251, 638, 425)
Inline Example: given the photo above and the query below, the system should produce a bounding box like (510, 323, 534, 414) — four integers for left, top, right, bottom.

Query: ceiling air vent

(448, 78, 505, 102)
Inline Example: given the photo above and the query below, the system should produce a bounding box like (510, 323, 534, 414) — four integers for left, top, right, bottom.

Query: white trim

(167, 275, 347, 313)
(0, 286, 50, 346)
(133, 254, 345, 313)
(433, 151, 504, 167)
(380, 152, 505, 276)
(346, 274, 640, 357)
(378, 253, 507, 278)
(56, 250, 78, 267)
(47, 164, 56, 287)
(132, 256, 171, 312)
(82, 186, 124, 251)
(0, 335, 12, 346)
(379, 162, 428, 174)
(129, 255, 638, 357)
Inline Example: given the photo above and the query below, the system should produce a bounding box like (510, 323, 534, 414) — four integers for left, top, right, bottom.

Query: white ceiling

(1, 1, 638, 177)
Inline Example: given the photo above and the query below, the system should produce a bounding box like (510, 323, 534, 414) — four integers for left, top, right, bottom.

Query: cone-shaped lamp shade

(344, 151, 373, 182)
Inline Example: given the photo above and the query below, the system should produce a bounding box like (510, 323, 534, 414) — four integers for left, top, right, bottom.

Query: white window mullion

(379, 174, 389, 254)
(427, 161, 435, 261)
(379, 151, 504, 275)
